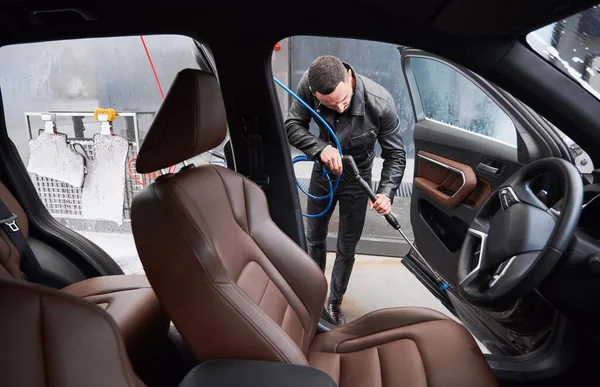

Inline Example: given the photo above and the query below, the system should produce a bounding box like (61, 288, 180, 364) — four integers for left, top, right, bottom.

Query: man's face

(313, 70, 353, 114)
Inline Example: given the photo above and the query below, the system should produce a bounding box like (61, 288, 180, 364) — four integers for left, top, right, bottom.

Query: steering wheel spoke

(499, 184, 548, 212)
(486, 251, 540, 297)
(458, 265, 485, 298)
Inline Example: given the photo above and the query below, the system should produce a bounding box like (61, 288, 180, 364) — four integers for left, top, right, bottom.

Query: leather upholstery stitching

(289, 304, 306, 350)
(162, 169, 306, 363)
(216, 279, 307, 363)
(213, 282, 308, 365)
(73, 288, 146, 298)
(239, 263, 304, 349)
(257, 219, 319, 336)
(333, 320, 443, 353)
(38, 294, 48, 386)
(316, 340, 429, 387)
(346, 306, 447, 326)
(298, 310, 305, 350)
(161, 180, 307, 364)
(51, 293, 142, 387)
(166, 177, 230, 282)
(375, 346, 382, 387)
(337, 353, 342, 386)
(164, 179, 307, 362)
(214, 167, 314, 330)
(257, 279, 272, 307)
(330, 310, 446, 352)
(17, 282, 142, 387)
(217, 167, 248, 233)
(241, 178, 251, 233)
(215, 168, 313, 335)
(234, 169, 316, 334)
(411, 339, 429, 387)
(236, 261, 267, 291)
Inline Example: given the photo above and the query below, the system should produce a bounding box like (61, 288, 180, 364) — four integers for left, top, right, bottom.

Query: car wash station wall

(272, 36, 416, 159)
(0, 34, 416, 233)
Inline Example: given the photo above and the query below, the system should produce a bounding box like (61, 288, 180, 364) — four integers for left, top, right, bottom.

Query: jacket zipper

(351, 130, 375, 140)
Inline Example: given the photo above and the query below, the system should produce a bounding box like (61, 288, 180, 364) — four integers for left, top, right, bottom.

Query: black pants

(306, 168, 371, 306)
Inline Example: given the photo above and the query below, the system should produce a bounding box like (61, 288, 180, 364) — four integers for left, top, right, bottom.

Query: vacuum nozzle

(342, 156, 447, 290)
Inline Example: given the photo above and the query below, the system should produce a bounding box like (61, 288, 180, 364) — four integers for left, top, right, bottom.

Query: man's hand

(319, 145, 343, 175)
(369, 194, 392, 215)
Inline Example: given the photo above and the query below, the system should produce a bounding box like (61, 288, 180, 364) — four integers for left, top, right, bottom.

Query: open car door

(398, 47, 583, 357)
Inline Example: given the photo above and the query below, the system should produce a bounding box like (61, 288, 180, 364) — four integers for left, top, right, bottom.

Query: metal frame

(459, 227, 488, 286)
(24, 111, 155, 148)
(23, 111, 156, 223)
(489, 255, 517, 288)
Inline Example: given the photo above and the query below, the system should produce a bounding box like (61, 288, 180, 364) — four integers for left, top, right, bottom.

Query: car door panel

(414, 150, 478, 209)
(398, 46, 579, 358)
(410, 130, 522, 285)
(401, 50, 529, 286)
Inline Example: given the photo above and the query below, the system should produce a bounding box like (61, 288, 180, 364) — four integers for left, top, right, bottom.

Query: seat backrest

(131, 69, 327, 366)
(0, 180, 28, 280)
(0, 278, 144, 387)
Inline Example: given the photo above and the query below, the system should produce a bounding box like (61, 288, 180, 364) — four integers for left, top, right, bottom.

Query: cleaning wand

(342, 155, 449, 290)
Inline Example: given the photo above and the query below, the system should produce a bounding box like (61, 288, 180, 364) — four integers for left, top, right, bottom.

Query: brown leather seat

(131, 68, 498, 387)
(0, 278, 145, 387)
(0, 180, 169, 366)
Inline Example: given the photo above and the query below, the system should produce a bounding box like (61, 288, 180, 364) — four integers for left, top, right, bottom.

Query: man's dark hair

(308, 55, 348, 95)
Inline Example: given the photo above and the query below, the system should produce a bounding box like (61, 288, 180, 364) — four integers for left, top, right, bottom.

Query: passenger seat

(0, 180, 169, 369)
(0, 278, 339, 387)
(0, 278, 146, 387)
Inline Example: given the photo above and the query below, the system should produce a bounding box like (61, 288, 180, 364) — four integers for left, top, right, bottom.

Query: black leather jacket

(285, 63, 406, 201)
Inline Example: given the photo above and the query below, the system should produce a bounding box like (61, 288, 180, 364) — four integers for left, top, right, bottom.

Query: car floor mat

(81, 133, 130, 225)
(27, 129, 86, 188)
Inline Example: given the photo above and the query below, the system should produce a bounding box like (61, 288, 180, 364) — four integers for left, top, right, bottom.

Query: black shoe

(328, 303, 345, 325)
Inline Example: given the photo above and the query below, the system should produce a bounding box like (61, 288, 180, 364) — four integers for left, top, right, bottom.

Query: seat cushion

(308, 307, 497, 387)
(61, 275, 169, 357)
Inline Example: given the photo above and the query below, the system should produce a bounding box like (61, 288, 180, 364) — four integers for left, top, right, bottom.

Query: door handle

(477, 162, 499, 174)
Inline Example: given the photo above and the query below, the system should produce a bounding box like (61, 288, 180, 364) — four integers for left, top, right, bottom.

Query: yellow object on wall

(94, 108, 118, 122)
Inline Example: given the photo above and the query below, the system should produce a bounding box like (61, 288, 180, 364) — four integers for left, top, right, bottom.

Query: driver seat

(131, 69, 497, 387)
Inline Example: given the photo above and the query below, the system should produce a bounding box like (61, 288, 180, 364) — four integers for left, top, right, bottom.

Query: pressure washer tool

(272, 76, 448, 291)
(342, 154, 449, 290)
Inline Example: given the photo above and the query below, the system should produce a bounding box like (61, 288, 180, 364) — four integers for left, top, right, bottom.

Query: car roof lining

(0, 0, 597, 167)
(0, 0, 596, 41)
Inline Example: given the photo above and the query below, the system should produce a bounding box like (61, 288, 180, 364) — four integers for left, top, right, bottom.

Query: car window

(409, 57, 518, 147)
(526, 5, 600, 100)
(0, 35, 226, 275)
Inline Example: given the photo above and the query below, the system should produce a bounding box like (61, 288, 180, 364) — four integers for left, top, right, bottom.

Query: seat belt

(0, 199, 43, 282)
(242, 116, 270, 190)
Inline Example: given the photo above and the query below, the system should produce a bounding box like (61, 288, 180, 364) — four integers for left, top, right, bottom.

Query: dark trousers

(306, 168, 371, 306)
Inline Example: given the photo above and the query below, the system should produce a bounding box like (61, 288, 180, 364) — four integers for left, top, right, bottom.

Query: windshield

(526, 4, 600, 100)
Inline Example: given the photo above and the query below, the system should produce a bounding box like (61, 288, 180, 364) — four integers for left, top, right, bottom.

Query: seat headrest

(136, 69, 227, 174)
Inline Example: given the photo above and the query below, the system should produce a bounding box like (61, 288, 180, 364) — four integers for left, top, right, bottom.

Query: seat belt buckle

(0, 213, 19, 232)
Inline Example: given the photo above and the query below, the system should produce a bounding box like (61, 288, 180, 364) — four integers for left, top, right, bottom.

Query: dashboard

(572, 188, 600, 240)
(541, 182, 600, 336)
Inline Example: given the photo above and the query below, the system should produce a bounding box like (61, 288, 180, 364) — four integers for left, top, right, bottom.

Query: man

(285, 55, 406, 325)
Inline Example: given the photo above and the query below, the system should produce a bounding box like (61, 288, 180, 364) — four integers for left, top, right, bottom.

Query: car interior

(1, 0, 600, 386)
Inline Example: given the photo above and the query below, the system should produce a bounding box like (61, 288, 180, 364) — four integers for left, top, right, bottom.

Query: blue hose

(273, 77, 343, 218)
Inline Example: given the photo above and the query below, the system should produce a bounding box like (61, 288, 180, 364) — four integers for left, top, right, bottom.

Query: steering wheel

(458, 157, 583, 306)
